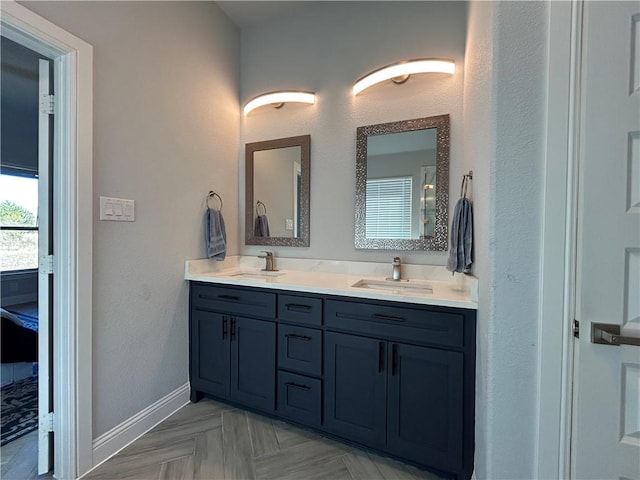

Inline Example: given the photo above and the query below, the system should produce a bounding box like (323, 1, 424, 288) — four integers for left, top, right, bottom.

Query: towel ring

(256, 200, 267, 216)
(207, 191, 223, 210)
(460, 171, 473, 198)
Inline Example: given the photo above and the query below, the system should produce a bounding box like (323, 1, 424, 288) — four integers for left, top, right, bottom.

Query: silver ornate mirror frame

(245, 134, 311, 247)
(355, 114, 449, 251)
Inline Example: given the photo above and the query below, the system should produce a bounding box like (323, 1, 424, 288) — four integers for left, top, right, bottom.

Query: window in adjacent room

(0, 172, 38, 271)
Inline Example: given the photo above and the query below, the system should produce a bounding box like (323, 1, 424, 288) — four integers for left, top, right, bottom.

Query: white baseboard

(88, 382, 190, 473)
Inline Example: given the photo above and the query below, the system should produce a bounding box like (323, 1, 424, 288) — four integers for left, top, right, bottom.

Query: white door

(573, 2, 640, 479)
(37, 57, 52, 475)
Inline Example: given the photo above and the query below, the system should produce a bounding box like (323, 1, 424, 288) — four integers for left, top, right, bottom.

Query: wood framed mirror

(355, 114, 449, 251)
(245, 135, 310, 247)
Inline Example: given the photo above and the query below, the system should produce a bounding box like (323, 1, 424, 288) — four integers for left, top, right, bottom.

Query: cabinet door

(190, 310, 230, 398)
(231, 316, 276, 411)
(387, 343, 464, 472)
(323, 332, 387, 447)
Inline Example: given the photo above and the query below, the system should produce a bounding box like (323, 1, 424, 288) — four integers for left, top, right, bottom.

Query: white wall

(464, 1, 548, 478)
(238, 1, 468, 265)
(22, 1, 240, 438)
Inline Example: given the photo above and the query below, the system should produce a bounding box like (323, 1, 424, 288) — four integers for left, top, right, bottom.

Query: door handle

(378, 342, 385, 373)
(391, 343, 398, 376)
(222, 316, 228, 340)
(591, 323, 640, 346)
(230, 318, 236, 342)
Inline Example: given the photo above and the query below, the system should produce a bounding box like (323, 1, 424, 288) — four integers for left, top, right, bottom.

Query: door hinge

(40, 254, 54, 275)
(573, 319, 580, 338)
(41, 411, 54, 433)
(40, 94, 54, 115)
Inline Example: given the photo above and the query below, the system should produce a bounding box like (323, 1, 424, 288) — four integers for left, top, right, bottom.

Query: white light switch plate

(100, 196, 135, 221)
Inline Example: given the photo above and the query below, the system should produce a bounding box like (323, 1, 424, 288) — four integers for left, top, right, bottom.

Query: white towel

(205, 208, 226, 260)
(446, 197, 473, 274)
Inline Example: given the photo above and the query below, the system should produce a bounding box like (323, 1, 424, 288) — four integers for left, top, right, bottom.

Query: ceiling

(216, 1, 319, 29)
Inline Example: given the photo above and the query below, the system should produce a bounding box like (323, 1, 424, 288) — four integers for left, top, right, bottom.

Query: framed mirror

(245, 135, 310, 247)
(355, 114, 449, 251)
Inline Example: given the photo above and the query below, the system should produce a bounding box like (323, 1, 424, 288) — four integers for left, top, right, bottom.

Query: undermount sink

(351, 278, 433, 294)
(225, 270, 284, 279)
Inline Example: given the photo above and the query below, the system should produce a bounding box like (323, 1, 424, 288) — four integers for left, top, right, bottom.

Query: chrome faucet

(258, 251, 277, 272)
(391, 257, 401, 281)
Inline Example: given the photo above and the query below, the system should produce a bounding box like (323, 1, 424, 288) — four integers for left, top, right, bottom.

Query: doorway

(0, 35, 53, 478)
(0, 1, 94, 478)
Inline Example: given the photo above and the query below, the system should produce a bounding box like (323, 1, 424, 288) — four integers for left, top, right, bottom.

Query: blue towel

(446, 197, 473, 274)
(205, 208, 226, 260)
(254, 214, 270, 237)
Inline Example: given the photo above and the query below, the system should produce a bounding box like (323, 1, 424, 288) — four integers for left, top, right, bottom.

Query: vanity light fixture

(352, 58, 455, 96)
(243, 91, 316, 116)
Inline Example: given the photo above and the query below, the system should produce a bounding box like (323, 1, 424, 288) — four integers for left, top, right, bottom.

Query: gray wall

(22, 1, 240, 438)
(238, 1, 468, 264)
(18, 3, 552, 478)
(464, 2, 548, 478)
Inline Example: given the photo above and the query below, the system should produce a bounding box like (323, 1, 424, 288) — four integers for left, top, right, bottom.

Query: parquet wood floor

(85, 398, 443, 480)
(1, 398, 444, 479)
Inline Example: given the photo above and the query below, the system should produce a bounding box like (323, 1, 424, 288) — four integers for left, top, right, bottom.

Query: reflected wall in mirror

(245, 135, 310, 247)
(355, 114, 449, 251)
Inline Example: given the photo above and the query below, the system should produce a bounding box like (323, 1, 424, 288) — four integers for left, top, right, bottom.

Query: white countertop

(185, 256, 477, 310)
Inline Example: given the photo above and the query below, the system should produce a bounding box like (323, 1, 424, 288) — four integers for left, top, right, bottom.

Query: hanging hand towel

(205, 208, 226, 260)
(254, 214, 270, 237)
(446, 197, 473, 274)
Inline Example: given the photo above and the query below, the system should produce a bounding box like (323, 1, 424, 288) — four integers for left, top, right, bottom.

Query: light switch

(100, 196, 135, 222)
(285, 218, 294, 230)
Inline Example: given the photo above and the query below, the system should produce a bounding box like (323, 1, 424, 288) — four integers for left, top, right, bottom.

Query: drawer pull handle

(285, 303, 312, 312)
(285, 382, 311, 391)
(285, 333, 312, 341)
(373, 313, 406, 323)
(218, 294, 241, 301)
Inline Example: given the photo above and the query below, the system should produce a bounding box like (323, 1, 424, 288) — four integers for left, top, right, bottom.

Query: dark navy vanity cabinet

(189, 281, 476, 480)
(190, 284, 276, 411)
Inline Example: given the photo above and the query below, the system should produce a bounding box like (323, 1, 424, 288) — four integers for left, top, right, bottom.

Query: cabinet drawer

(278, 294, 322, 326)
(325, 300, 464, 348)
(191, 283, 276, 318)
(277, 371, 321, 427)
(278, 324, 322, 376)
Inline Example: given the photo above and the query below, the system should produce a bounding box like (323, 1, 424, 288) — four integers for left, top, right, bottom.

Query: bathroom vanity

(186, 258, 477, 480)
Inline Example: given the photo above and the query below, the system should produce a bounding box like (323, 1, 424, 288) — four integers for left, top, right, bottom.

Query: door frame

(0, 1, 93, 478)
(536, 0, 583, 478)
